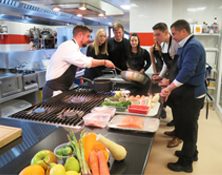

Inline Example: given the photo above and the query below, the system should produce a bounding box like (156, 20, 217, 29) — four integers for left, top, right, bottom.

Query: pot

(115, 67, 149, 85)
(40, 31, 53, 39)
(76, 77, 113, 92)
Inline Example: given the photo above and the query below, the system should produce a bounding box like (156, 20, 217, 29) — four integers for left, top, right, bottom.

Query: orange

(19, 164, 45, 175)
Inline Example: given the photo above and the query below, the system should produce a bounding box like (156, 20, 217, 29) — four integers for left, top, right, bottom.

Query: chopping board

(0, 125, 22, 148)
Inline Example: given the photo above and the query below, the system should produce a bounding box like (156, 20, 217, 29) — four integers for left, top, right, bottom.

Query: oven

(0, 73, 23, 98)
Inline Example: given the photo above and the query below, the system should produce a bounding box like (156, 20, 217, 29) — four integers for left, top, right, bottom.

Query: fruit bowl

(53, 142, 74, 165)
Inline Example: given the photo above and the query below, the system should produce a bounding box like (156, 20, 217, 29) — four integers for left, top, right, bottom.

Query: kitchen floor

(144, 105, 222, 175)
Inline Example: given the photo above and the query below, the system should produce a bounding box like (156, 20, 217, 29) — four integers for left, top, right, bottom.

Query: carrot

(89, 150, 100, 175)
(97, 151, 110, 175)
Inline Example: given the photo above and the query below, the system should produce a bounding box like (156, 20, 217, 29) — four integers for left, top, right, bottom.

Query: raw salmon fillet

(117, 116, 144, 129)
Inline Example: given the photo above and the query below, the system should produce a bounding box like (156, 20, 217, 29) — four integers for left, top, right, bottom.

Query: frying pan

(76, 77, 113, 92)
(115, 67, 149, 85)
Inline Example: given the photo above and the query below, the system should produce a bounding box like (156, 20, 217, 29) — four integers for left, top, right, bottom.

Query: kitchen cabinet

(195, 33, 221, 108)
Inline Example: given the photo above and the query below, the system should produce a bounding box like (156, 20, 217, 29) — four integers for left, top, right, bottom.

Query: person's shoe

(166, 120, 174, 126)
(160, 109, 166, 119)
(164, 130, 175, 136)
(167, 137, 182, 148)
(175, 150, 198, 161)
(167, 162, 193, 173)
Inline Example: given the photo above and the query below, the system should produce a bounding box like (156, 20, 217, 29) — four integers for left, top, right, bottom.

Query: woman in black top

(84, 29, 109, 80)
(127, 33, 151, 73)
(150, 38, 163, 74)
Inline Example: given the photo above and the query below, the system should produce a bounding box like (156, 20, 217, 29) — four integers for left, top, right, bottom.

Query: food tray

(115, 102, 160, 117)
(108, 115, 160, 133)
(128, 105, 150, 114)
(83, 113, 111, 128)
(91, 106, 116, 118)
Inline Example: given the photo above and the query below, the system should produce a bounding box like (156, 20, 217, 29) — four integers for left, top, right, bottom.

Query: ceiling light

(196, 7, 206, 11)
(77, 14, 82, 17)
(187, 7, 206, 12)
(98, 13, 104, 17)
(53, 7, 60, 11)
(131, 3, 138, 8)
(120, 5, 130, 10)
(79, 3, 86, 10)
(187, 8, 196, 12)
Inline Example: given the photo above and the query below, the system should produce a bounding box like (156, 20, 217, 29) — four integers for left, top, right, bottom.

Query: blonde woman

(84, 29, 109, 80)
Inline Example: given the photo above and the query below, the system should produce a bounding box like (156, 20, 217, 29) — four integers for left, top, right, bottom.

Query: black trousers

(167, 84, 205, 165)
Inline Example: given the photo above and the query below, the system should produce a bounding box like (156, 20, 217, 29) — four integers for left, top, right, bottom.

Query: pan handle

(75, 77, 94, 85)
(115, 66, 122, 72)
(102, 68, 117, 76)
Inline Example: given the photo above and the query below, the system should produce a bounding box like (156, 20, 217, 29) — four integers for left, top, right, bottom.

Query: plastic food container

(53, 142, 73, 165)
(130, 98, 140, 105)
(120, 90, 130, 97)
(128, 105, 150, 114)
(114, 106, 126, 112)
(91, 106, 116, 118)
(83, 113, 111, 128)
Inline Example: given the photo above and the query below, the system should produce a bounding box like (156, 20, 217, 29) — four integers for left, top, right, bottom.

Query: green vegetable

(101, 100, 131, 108)
(62, 146, 73, 156)
(67, 129, 91, 175)
(67, 141, 74, 150)
(56, 148, 63, 156)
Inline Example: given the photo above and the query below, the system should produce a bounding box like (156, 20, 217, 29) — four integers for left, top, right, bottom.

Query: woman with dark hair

(150, 37, 163, 74)
(127, 33, 151, 73)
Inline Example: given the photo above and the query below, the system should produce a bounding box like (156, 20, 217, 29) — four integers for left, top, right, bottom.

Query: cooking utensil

(40, 30, 53, 38)
(76, 77, 113, 92)
(121, 70, 149, 84)
(114, 67, 149, 85)
(115, 67, 122, 72)
(29, 27, 40, 38)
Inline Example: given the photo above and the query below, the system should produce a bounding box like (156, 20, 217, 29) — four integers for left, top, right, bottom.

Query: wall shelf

(205, 48, 219, 52)
(195, 33, 221, 109)
(30, 37, 57, 49)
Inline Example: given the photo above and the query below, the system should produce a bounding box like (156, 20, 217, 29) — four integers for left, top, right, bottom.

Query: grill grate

(11, 86, 120, 127)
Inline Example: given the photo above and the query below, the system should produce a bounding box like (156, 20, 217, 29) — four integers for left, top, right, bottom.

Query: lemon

(65, 171, 81, 175)
(49, 164, 66, 175)
(114, 91, 121, 98)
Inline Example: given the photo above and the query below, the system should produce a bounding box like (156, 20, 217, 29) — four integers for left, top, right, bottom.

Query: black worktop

(0, 75, 162, 175)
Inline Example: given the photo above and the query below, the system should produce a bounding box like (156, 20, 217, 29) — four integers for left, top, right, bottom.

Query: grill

(10, 86, 119, 128)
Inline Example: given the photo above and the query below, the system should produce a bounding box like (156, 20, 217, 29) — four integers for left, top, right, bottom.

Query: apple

(31, 150, 57, 170)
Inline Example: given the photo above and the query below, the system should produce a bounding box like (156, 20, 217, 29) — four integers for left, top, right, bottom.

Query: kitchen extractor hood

(0, 0, 113, 25)
(52, 3, 106, 17)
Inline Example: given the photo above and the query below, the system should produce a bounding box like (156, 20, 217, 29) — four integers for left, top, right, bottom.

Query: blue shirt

(175, 36, 207, 98)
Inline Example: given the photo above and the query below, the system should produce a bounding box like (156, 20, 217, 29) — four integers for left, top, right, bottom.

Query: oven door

(0, 75, 23, 98)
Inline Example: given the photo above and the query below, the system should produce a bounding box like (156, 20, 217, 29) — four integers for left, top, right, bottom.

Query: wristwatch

(167, 85, 172, 91)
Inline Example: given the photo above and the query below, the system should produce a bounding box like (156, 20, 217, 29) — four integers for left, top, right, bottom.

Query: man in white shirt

(43, 24, 115, 100)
